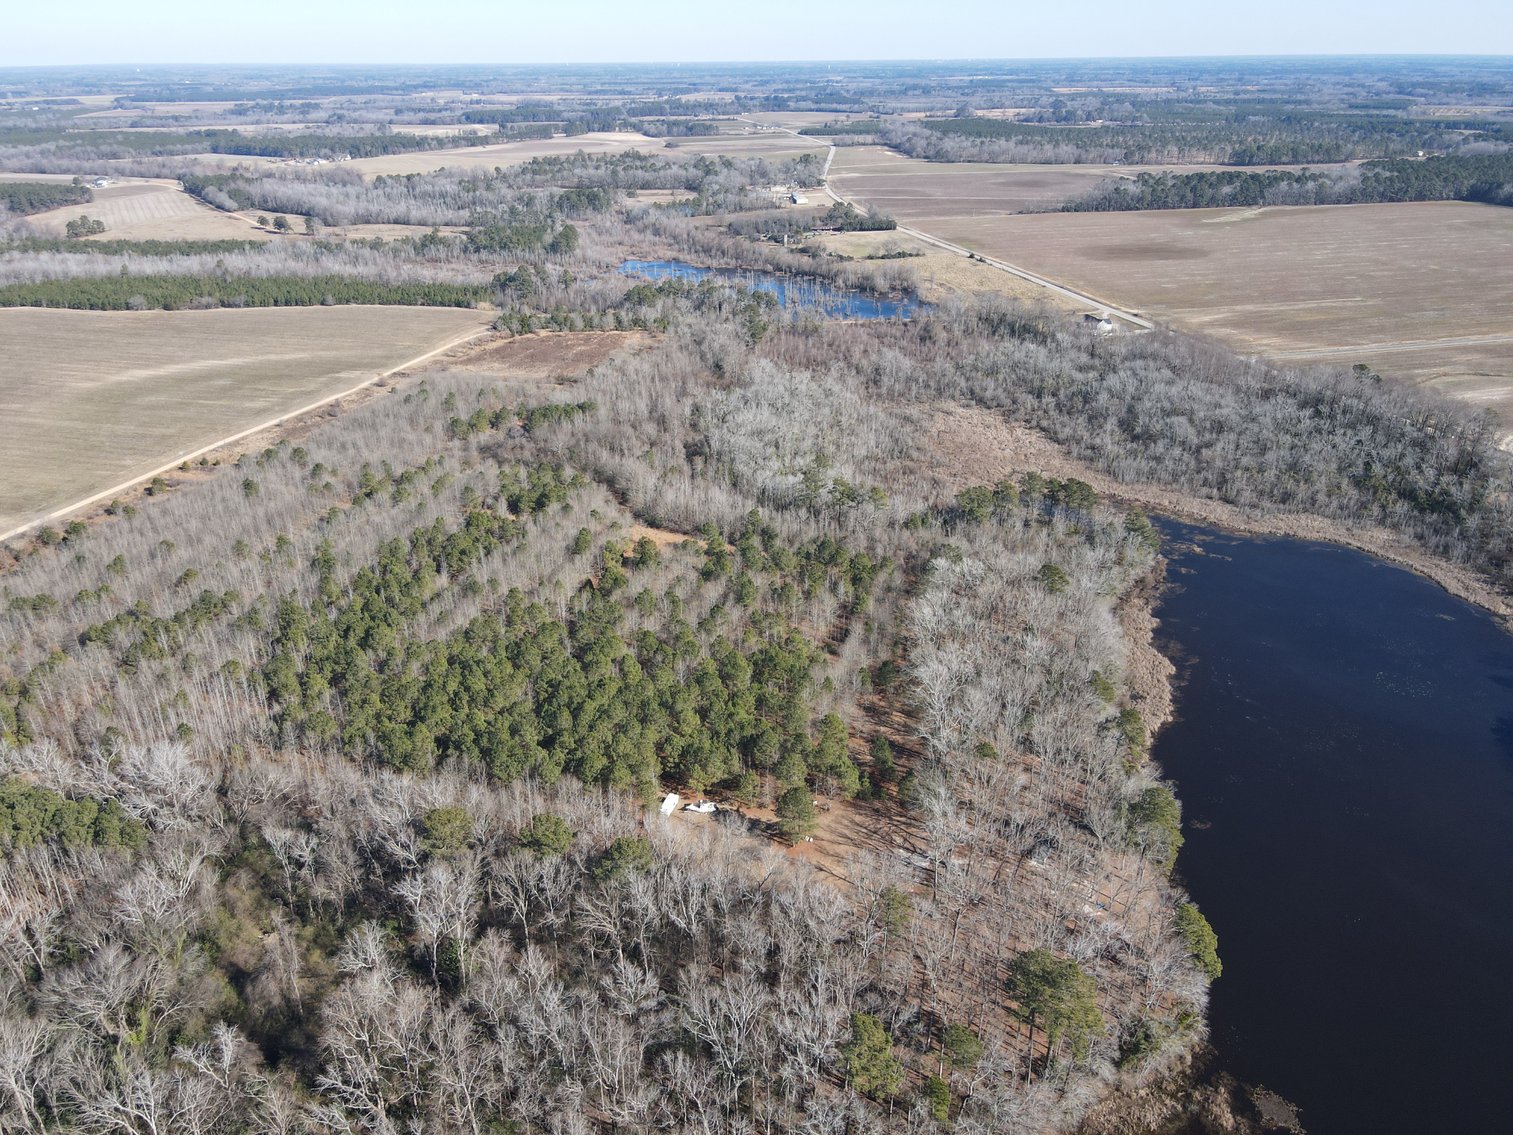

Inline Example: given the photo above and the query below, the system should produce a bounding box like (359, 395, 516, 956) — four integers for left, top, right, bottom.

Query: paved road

(741, 120, 1155, 330)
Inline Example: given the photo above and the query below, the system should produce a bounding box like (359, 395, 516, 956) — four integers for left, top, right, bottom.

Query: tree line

(0, 274, 488, 310)
(0, 181, 92, 215)
(883, 113, 1499, 166)
(1065, 151, 1513, 211)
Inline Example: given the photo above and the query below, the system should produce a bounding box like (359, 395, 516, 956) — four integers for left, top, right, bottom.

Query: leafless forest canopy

(2, 57, 1512, 1135)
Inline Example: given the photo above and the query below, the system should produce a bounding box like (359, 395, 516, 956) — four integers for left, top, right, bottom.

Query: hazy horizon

(5, 0, 1512, 68)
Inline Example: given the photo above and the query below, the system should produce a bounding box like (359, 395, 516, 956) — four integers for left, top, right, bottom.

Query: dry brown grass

(815, 230, 1079, 309)
(25, 178, 274, 242)
(830, 149, 1513, 434)
(921, 202, 1513, 436)
(447, 329, 648, 380)
(660, 130, 818, 163)
(343, 132, 660, 177)
(829, 145, 1358, 217)
(0, 306, 491, 534)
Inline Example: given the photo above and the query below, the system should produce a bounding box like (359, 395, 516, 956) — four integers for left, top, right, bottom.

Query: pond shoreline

(1114, 518, 1513, 1134)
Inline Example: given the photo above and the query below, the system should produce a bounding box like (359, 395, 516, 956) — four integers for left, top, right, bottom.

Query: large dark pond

(1150, 520, 1513, 1133)
(618, 258, 920, 320)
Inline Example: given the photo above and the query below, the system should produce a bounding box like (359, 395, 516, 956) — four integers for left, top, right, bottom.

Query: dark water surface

(618, 258, 921, 320)
(1150, 521, 1513, 1133)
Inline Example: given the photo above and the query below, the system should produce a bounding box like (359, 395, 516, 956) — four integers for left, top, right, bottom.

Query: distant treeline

(0, 274, 487, 310)
(886, 113, 1505, 166)
(0, 236, 262, 256)
(1065, 151, 1513, 211)
(459, 98, 733, 134)
(0, 180, 92, 214)
(798, 120, 885, 136)
(0, 127, 486, 160)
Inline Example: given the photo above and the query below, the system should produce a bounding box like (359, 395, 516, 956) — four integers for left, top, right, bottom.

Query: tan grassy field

(26, 179, 273, 241)
(829, 146, 1138, 214)
(663, 131, 818, 163)
(815, 229, 1080, 310)
(0, 172, 83, 184)
(390, 123, 499, 137)
(343, 132, 660, 177)
(917, 202, 1513, 439)
(829, 145, 1358, 216)
(0, 306, 491, 535)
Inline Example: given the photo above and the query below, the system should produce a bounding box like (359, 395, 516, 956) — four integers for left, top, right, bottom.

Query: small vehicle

(684, 800, 718, 814)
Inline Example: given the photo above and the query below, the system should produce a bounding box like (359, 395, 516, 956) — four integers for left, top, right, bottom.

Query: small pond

(618, 258, 921, 320)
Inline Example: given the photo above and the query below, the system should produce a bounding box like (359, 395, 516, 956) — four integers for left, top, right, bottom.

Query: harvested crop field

(829, 146, 1142, 214)
(0, 306, 490, 536)
(26, 179, 272, 241)
(342, 132, 660, 177)
(913, 201, 1513, 436)
(660, 131, 818, 162)
(828, 145, 1359, 216)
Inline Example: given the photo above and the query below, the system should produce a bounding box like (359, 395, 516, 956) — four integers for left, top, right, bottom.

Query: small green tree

(775, 785, 817, 842)
(547, 223, 580, 255)
(1174, 902, 1222, 980)
(842, 1012, 903, 1099)
(942, 1022, 984, 1068)
(879, 884, 912, 934)
(593, 835, 653, 881)
(952, 485, 995, 525)
(1127, 784, 1183, 872)
(1116, 706, 1148, 756)
(924, 1075, 951, 1123)
(272, 215, 291, 232)
(1035, 563, 1069, 594)
(519, 812, 573, 857)
(630, 536, 660, 569)
(420, 806, 472, 856)
(1006, 948, 1103, 1071)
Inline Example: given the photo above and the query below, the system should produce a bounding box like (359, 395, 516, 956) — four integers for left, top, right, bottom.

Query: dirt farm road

(742, 119, 1156, 330)
(0, 322, 492, 545)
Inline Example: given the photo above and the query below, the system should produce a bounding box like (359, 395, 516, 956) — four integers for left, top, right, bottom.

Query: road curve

(741, 119, 1155, 330)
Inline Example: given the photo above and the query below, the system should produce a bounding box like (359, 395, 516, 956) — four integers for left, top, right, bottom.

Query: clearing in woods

(0, 306, 492, 536)
(22, 178, 274, 242)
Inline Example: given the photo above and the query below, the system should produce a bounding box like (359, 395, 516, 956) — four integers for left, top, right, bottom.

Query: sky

(3, 0, 1512, 66)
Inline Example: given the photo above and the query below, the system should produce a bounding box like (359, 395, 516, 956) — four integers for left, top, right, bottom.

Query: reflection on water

(1152, 520, 1513, 1134)
(618, 258, 921, 320)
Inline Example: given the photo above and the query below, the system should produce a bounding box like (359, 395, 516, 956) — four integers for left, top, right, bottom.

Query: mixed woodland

(1, 57, 1511, 1135)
